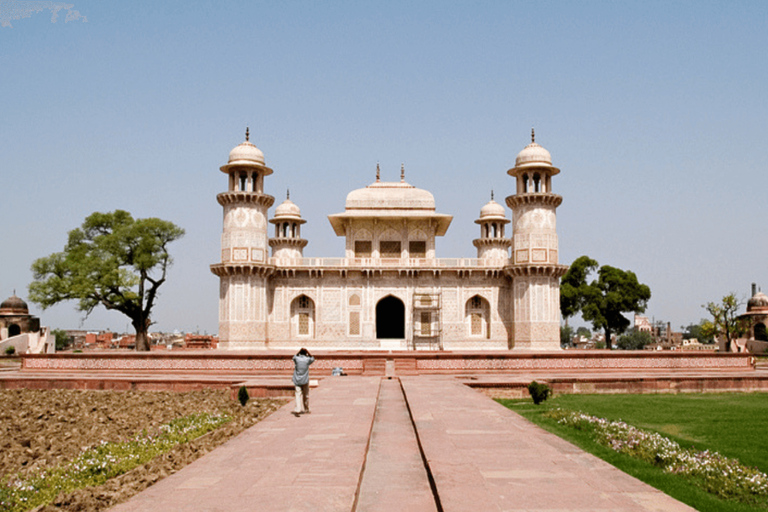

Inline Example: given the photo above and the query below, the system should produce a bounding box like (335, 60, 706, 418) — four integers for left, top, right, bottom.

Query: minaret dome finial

(531, 128, 535, 143)
(286, 189, 290, 200)
(491, 190, 494, 201)
(376, 163, 380, 182)
(400, 163, 405, 182)
(245, 127, 250, 141)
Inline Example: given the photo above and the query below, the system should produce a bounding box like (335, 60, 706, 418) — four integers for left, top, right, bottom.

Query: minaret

(210, 129, 275, 349)
(505, 130, 568, 350)
(473, 191, 511, 261)
(269, 190, 308, 260)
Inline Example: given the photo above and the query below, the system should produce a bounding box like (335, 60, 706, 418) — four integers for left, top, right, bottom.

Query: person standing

(292, 348, 315, 416)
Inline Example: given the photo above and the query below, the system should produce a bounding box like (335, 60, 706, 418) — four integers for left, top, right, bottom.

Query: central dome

(345, 181, 436, 210)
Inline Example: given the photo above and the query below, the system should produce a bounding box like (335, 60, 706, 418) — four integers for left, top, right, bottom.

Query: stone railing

(269, 257, 508, 269)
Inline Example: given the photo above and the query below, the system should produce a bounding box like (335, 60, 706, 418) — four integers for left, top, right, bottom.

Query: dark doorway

(8, 324, 21, 337)
(756, 323, 768, 342)
(376, 296, 405, 338)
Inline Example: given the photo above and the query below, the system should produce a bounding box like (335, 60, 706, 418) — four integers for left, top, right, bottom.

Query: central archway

(376, 295, 405, 339)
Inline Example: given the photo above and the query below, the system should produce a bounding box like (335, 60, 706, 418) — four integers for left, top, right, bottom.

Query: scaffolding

(412, 291, 442, 350)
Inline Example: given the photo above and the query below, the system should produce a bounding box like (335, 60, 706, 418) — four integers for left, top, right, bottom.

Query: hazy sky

(1, 1, 766, 335)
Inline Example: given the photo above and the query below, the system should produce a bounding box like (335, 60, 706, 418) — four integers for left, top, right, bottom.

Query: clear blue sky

(2, 1, 766, 335)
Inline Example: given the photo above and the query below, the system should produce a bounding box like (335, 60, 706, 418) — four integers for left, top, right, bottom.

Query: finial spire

(376, 163, 380, 182)
(286, 189, 290, 200)
(531, 128, 535, 143)
(400, 163, 405, 182)
(491, 190, 494, 201)
(245, 127, 250, 141)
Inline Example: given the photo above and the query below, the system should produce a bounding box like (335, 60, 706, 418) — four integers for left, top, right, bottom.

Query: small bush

(237, 385, 249, 406)
(528, 381, 551, 405)
(4, 346, 15, 355)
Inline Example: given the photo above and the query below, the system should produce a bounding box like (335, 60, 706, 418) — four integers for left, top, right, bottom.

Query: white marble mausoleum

(211, 130, 568, 350)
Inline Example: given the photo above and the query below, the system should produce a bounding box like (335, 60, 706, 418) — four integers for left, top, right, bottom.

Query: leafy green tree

(702, 294, 749, 352)
(51, 328, 69, 351)
(576, 326, 592, 339)
(616, 329, 653, 350)
(560, 325, 574, 347)
(560, 256, 651, 350)
(29, 211, 184, 351)
(682, 319, 714, 344)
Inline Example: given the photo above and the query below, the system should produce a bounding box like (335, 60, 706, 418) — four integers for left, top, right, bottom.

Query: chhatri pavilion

(210, 130, 568, 350)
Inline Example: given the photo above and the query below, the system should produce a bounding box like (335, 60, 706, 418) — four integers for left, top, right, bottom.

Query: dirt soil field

(0, 388, 287, 511)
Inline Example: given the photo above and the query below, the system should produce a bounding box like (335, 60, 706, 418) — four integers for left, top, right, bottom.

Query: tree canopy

(29, 210, 184, 351)
(616, 329, 653, 350)
(702, 294, 748, 352)
(559, 256, 651, 350)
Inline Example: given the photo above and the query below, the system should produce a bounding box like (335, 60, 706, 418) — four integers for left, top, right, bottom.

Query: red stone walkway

(110, 376, 695, 511)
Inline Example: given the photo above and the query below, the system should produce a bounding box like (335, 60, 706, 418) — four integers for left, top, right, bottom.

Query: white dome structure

(220, 128, 272, 175)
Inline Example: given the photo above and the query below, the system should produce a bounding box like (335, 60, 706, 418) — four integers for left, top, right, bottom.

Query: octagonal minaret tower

(505, 130, 568, 349)
(473, 192, 511, 261)
(210, 129, 275, 349)
(269, 191, 307, 261)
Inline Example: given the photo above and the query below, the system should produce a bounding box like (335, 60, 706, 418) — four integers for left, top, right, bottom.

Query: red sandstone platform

(5, 350, 763, 397)
(109, 376, 696, 512)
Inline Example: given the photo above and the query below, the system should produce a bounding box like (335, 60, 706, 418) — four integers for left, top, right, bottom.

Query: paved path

(111, 376, 695, 511)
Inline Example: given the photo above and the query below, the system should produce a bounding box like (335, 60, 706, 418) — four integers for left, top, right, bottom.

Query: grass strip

(498, 395, 768, 512)
(0, 412, 231, 512)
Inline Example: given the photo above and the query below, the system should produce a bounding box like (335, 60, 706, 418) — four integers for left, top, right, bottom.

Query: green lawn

(498, 393, 768, 512)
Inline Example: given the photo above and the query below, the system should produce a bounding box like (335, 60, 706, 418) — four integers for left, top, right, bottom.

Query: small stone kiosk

(0, 293, 39, 340)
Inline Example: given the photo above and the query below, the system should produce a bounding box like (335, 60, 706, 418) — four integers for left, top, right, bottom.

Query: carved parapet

(504, 263, 569, 278)
(217, 191, 275, 208)
(210, 262, 275, 277)
(505, 193, 562, 209)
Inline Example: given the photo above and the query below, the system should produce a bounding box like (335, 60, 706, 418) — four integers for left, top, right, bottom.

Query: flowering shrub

(546, 408, 768, 503)
(0, 412, 230, 512)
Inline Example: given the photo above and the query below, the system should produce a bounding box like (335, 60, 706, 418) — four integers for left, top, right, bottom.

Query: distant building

(737, 284, 768, 354)
(0, 292, 53, 353)
(0, 293, 39, 340)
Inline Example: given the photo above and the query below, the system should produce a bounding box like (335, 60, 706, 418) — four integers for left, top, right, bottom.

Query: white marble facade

(211, 129, 568, 350)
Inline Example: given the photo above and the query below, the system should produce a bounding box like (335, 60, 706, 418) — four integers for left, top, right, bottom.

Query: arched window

(755, 323, 768, 342)
(283, 223, 289, 238)
(465, 295, 490, 338)
(8, 324, 21, 337)
(533, 173, 541, 192)
(522, 174, 529, 193)
(291, 295, 314, 337)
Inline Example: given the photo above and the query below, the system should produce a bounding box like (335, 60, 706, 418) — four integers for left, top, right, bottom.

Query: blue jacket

(292, 354, 315, 386)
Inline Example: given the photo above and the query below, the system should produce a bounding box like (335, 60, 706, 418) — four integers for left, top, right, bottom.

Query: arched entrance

(376, 296, 405, 339)
(8, 324, 21, 337)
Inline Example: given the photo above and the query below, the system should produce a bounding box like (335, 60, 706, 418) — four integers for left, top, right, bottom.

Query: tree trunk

(604, 327, 612, 350)
(133, 317, 151, 351)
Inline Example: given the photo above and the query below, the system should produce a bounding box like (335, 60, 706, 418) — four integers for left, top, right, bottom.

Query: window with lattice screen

(409, 241, 426, 258)
(470, 313, 482, 336)
(355, 241, 372, 258)
(298, 313, 310, 335)
(349, 311, 361, 336)
(379, 241, 401, 258)
(420, 312, 431, 336)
